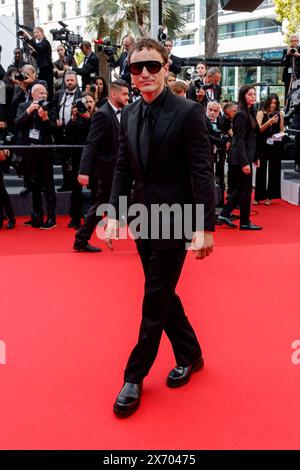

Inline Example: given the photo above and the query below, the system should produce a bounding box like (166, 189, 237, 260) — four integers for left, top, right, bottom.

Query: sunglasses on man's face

(128, 61, 166, 75)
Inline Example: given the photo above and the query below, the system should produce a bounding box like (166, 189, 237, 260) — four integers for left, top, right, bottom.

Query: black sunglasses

(128, 60, 166, 75)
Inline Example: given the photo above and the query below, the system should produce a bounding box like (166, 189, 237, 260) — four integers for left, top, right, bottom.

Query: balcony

(219, 25, 282, 40)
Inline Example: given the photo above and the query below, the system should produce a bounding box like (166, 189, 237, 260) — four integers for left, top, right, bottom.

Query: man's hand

(56, 119, 63, 127)
(77, 174, 89, 186)
(191, 231, 214, 260)
(38, 107, 49, 121)
(254, 159, 260, 168)
(242, 164, 251, 174)
(105, 218, 119, 251)
(26, 101, 40, 115)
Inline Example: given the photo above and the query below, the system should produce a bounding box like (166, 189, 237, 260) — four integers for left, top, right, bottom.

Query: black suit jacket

(169, 54, 182, 76)
(74, 53, 99, 90)
(28, 38, 53, 70)
(15, 101, 56, 145)
(79, 101, 120, 181)
(53, 88, 82, 119)
(282, 48, 300, 85)
(228, 111, 259, 167)
(115, 51, 131, 87)
(109, 88, 215, 249)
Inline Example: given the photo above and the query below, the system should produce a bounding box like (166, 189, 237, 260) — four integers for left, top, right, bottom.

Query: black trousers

(124, 240, 202, 383)
(294, 112, 300, 166)
(28, 154, 56, 219)
(0, 173, 15, 221)
(221, 165, 252, 226)
(255, 145, 281, 201)
(75, 177, 107, 242)
(69, 153, 83, 222)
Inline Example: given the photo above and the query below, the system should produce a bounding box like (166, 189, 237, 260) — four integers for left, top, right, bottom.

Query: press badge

(288, 67, 293, 74)
(29, 129, 40, 140)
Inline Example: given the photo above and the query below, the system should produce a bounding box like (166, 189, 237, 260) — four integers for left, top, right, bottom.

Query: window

(61, 2, 66, 19)
(76, 25, 82, 35)
(174, 33, 195, 47)
(218, 19, 281, 40)
(75, 0, 81, 16)
(47, 4, 53, 21)
(181, 3, 195, 23)
(34, 7, 40, 25)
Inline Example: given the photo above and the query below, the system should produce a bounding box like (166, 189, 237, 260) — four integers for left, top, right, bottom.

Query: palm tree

(205, 0, 218, 58)
(22, 0, 35, 30)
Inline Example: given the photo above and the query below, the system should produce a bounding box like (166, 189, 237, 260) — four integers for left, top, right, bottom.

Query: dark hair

(128, 38, 168, 64)
(263, 93, 280, 112)
(110, 79, 129, 91)
(95, 76, 108, 98)
(81, 41, 92, 49)
(238, 85, 257, 128)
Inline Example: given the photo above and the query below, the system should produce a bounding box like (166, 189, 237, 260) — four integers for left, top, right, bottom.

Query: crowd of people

(0, 28, 299, 242)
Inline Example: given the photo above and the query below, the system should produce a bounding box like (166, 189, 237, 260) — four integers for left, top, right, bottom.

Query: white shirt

(108, 100, 121, 122)
(59, 90, 76, 125)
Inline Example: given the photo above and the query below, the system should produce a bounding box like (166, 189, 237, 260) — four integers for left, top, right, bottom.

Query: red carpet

(0, 199, 300, 450)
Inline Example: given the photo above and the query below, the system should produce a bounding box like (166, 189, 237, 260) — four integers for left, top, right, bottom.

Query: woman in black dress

(254, 93, 284, 205)
(218, 85, 262, 230)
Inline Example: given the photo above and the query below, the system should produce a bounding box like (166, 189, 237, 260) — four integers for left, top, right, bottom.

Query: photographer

(54, 71, 81, 191)
(282, 34, 300, 100)
(11, 64, 47, 120)
(9, 48, 28, 71)
(65, 92, 96, 228)
(0, 149, 16, 229)
(15, 84, 56, 229)
(72, 41, 99, 91)
(195, 67, 222, 109)
(187, 62, 207, 101)
(19, 27, 54, 100)
(164, 38, 182, 76)
(53, 45, 77, 93)
(85, 76, 108, 109)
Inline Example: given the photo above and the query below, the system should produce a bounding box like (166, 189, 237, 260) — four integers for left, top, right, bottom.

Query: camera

(50, 21, 82, 63)
(13, 72, 28, 82)
(90, 83, 97, 93)
(95, 38, 120, 66)
(194, 77, 214, 91)
(72, 97, 87, 115)
(37, 99, 53, 112)
(290, 46, 300, 55)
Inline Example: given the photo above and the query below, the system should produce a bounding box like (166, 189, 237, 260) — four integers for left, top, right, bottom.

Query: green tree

(274, 0, 300, 38)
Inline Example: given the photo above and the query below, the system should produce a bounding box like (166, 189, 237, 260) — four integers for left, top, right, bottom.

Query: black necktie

(139, 106, 152, 170)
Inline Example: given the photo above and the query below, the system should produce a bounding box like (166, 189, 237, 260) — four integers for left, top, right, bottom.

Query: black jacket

(15, 101, 56, 145)
(53, 88, 82, 120)
(228, 111, 259, 167)
(79, 100, 120, 180)
(169, 54, 182, 76)
(115, 51, 131, 87)
(28, 38, 53, 70)
(73, 53, 99, 90)
(109, 87, 215, 248)
(282, 48, 300, 85)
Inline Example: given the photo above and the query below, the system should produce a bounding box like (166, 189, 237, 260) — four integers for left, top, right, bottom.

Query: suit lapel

(127, 100, 143, 173)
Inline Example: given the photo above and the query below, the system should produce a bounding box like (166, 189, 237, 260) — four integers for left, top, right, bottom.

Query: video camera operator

(18, 27, 54, 100)
(53, 45, 77, 93)
(282, 34, 300, 100)
(72, 41, 99, 91)
(15, 84, 56, 229)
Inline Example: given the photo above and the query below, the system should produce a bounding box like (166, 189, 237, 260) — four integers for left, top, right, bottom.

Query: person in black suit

(218, 85, 262, 231)
(164, 38, 182, 76)
(282, 34, 300, 101)
(105, 38, 215, 417)
(113, 36, 135, 89)
(195, 67, 222, 109)
(73, 41, 99, 91)
(15, 84, 57, 229)
(73, 80, 129, 252)
(20, 27, 54, 100)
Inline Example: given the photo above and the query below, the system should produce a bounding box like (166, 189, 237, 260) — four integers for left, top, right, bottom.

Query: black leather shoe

(68, 219, 81, 229)
(40, 219, 57, 229)
(240, 222, 263, 230)
(73, 241, 102, 252)
(6, 218, 16, 229)
(229, 215, 239, 221)
(217, 215, 238, 228)
(24, 217, 43, 228)
(113, 382, 142, 417)
(166, 357, 204, 388)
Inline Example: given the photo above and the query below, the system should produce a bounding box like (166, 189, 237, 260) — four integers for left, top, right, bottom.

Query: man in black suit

(282, 34, 300, 100)
(164, 38, 182, 76)
(54, 71, 82, 191)
(114, 36, 135, 89)
(73, 41, 99, 91)
(20, 27, 54, 100)
(73, 79, 129, 252)
(195, 67, 222, 109)
(15, 84, 57, 229)
(105, 38, 215, 417)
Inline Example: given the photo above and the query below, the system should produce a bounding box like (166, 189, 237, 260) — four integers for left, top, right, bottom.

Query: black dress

(255, 112, 282, 201)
